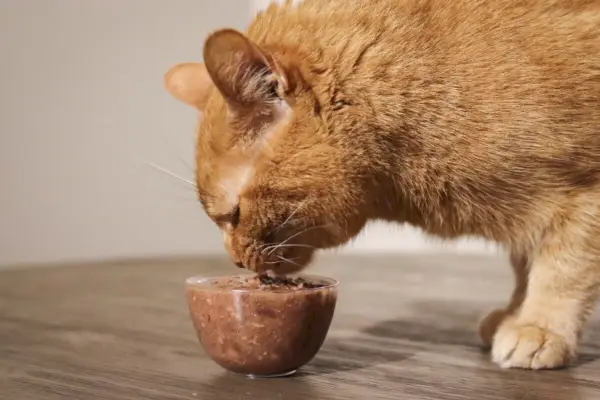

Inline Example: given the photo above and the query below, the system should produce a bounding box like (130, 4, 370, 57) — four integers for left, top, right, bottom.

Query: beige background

(0, 0, 496, 267)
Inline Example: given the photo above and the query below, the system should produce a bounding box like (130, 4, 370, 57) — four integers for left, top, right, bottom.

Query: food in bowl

(185, 274, 338, 377)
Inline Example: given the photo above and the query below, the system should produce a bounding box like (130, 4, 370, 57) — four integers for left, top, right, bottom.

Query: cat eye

(213, 204, 241, 229)
(231, 204, 241, 228)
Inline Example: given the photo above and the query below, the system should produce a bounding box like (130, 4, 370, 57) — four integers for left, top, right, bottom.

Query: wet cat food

(185, 274, 338, 377)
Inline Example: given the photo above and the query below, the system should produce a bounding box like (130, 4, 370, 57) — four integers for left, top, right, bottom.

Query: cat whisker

(144, 161, 197, 188)
(267, 216, 312, 238)
(257, 242, 280, 251)
(267, 225, 327, 256)
(264, 255, 301, 266)
(144, 160, 215, 199)
(260, 243, 316, 255)
(258, 220, 324, 251)
(273, 199, 308, 234)
(158, 130, 195, 174)
(277, 255, 302, 267)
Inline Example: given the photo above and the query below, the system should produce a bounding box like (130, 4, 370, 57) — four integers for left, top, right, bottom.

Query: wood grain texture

(1, 254, 600, 400)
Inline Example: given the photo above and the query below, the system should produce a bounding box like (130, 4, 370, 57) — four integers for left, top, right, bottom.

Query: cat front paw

(479, 308, 510, 349)
(491, 319, 575, 369)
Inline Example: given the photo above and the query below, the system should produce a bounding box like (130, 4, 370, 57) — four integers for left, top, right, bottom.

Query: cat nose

(234, 260, 244, 269)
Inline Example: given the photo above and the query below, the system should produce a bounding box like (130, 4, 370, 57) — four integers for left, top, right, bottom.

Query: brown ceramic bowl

(185, 274, 338, 378)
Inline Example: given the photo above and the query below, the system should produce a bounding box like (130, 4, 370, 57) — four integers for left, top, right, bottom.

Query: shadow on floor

(362, 299, 484, 346)
(307, 299, 600, 376)
(304, 299, 483, 376)
(199, 373, 320, 400)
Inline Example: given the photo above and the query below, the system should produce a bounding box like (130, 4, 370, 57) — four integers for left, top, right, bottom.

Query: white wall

(0, 0, 247, 266)
(0, 0, 495, 267)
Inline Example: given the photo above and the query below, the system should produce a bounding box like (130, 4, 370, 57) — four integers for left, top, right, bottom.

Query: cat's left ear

(164, 63, 213, 111)
(203, 29, 289, 112)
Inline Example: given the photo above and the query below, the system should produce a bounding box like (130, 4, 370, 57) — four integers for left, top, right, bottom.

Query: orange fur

(164, 0, 600, 370)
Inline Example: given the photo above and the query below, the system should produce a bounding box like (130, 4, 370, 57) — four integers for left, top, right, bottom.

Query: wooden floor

(1, 253, 600, 400)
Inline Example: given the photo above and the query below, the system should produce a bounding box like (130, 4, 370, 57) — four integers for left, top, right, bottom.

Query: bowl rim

(185, 273, 339, 293)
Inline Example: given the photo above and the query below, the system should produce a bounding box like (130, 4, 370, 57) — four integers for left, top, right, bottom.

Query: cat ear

(164, 62, 213, 111)
(203, 29, 289, 112)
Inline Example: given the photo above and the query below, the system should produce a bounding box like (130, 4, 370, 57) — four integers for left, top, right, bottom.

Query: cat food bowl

(185, 273, 338, 378)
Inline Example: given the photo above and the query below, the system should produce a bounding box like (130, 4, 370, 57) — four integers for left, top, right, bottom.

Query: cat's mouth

(262, 247, 315, 275)
(234, 243, 316, 275)
(226, 224, 335, 274)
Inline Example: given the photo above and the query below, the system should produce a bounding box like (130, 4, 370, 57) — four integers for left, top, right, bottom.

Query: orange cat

(164, 0, 600, 370)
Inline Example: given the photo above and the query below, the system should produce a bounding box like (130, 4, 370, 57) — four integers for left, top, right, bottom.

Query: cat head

(164, 29, 372, 274)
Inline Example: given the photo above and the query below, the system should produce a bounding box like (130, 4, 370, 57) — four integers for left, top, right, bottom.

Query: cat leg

(491, 222, 600, 369)
(479, 251, 530, 348)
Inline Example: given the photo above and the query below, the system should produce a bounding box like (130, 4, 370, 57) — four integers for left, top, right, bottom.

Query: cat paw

(479, 308, 510, 349)
(491, 320, 574, 369)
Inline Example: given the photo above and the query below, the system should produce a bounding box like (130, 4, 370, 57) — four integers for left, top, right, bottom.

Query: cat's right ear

(164, 62, 213, 111)
(202, 29, 289, 113)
